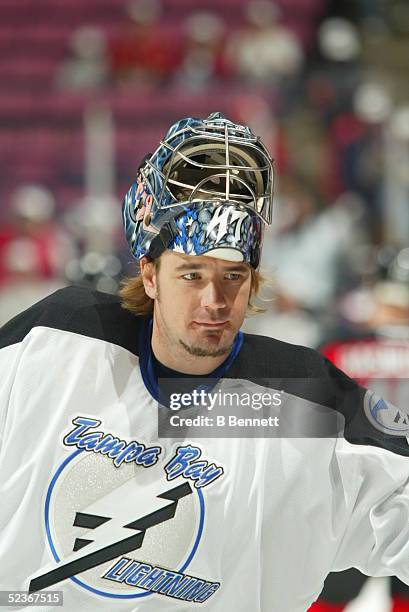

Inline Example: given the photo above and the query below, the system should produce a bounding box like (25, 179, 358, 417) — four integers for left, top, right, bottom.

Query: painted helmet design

(122, 112, 274, 269)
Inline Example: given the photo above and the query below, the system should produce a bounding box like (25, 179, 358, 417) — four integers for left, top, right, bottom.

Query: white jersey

(1, 286, 409, 612)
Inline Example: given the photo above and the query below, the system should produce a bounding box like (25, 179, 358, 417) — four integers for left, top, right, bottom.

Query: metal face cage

(142, 115, 275, 225)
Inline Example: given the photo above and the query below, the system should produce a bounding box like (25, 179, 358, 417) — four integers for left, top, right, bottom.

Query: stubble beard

(178, 338, 233, 358)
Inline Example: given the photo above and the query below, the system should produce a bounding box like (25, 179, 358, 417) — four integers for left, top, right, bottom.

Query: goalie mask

(122, 112, 274, 269)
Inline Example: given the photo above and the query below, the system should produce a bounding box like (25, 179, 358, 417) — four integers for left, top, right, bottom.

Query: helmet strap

(148, 218, 180, 259)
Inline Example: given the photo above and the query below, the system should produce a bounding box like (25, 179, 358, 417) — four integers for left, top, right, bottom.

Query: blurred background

(0, 1, 408, 608)
(0, 0, 408, 341)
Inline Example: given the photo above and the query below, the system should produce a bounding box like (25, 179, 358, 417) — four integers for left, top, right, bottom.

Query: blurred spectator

(62, 195, 124, 294)
(243, 181, 367, 347)
(318, 17, 361, 64)
(0, 185, 74, 285)
(55, 26, 109, 91)
(263, 177, 366, 311)
(108, 0, 183, 87)
(383, 105, 409, 248)
(305, 16, 406, 248)
(324, 104, 385, 240)
(0, 185, 75, 324)
(224, 0, 303, 85)
(174, 12, 226, 90)
(320, 245, 409, 346)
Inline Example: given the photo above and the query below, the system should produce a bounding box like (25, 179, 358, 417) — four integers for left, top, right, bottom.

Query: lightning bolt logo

(29, 477, 192, 592)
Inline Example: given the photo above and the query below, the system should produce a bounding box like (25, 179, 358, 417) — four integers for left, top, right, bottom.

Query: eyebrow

(174, 263, 250, 273)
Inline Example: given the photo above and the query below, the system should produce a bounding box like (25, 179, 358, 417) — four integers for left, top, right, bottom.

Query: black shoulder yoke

(0, 285, 143, 356)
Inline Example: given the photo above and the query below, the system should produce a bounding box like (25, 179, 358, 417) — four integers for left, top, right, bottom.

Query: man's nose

(200, 281, 227, 310)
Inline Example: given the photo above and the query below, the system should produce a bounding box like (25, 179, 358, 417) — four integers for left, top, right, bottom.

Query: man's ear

(140, 257, 157, 299)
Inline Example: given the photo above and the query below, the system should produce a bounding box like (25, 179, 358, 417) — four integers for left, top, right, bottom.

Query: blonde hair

(119, 258, 267, 316)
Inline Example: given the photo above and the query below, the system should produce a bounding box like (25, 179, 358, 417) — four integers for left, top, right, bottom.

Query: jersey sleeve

(332, 436, 409, 584)
(300, 348, 409, 583)
(0, 343, 24, 454)
(0, 287, 89, 453)
(321, 355, 409, 583)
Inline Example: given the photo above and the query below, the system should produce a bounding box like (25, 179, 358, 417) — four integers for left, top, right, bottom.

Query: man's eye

(225, 273, 241, 281)
(182, 272, 199, 280)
